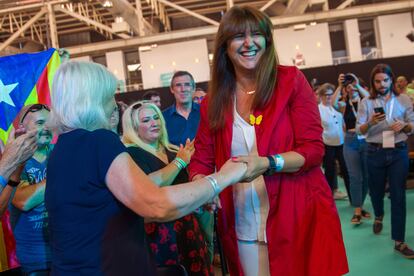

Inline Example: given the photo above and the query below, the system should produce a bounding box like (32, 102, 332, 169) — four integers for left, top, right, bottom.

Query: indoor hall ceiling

(0, 0, 409, 56)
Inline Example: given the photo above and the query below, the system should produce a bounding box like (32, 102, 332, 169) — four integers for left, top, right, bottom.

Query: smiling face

(136, 106, 161, 145)
(21, 109, 52, 147)
(226, 29, 266, 74)
(170, 75, 195, 106)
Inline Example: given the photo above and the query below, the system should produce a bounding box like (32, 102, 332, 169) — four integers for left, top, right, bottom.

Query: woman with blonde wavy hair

(122, 101, 213, 275)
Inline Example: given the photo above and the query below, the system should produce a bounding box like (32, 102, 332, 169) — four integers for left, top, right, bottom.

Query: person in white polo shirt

(318, 83, 350, 201)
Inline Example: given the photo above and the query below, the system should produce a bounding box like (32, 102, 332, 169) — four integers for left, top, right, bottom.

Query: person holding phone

(332, 72, 371, 224)
(357, 64, 414, 259)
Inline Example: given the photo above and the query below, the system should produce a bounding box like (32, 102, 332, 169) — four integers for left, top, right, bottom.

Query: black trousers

(323, 144, 352, 202)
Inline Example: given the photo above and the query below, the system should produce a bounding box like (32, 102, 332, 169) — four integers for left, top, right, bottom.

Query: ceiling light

(102, 1, 113, 8)
(293, 24, 306, 31)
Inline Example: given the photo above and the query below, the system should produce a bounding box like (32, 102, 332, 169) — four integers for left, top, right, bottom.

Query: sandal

(351, 214, 362, 225)
(373, 217, 383, 234)
(361, 209, 371, 219)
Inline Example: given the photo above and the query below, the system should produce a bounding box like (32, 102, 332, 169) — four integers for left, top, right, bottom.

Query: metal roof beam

(54, 5, 130, 39)
(260, 0, 280, 12)
(157, 0, 220, 26)
(67, 0, 414, 56)
(0, 7, 47, 52)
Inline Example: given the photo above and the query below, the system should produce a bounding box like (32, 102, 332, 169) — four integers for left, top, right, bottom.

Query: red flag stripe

(36, 66, 51, 105)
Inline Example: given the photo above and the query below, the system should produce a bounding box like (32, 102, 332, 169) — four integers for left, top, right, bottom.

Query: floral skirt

(145, 213, 213, 276)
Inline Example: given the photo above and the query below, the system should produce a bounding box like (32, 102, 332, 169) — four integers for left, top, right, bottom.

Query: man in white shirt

(318, 83, 351, 201)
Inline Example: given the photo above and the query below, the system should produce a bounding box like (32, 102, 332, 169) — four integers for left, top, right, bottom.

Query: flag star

(0, 79, 18, 107)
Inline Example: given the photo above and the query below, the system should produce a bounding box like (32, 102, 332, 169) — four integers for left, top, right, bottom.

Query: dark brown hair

(208, 6, 278, 130)
(170, 70, 195, 88)
(369, 63, 397, 99)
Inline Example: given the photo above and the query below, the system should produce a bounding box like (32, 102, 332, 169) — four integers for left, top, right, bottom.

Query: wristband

(205, 175, 220, 198)
(274, 154, 284, 172)
(175, 157, 187, 168)
(7, 180, 20, 187)
(264, 154, 285, 176)
(0, 175, 7, 188)
(172, 159, 184, 170)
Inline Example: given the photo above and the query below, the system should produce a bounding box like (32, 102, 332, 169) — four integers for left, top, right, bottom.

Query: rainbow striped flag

(0, 48, 61, 144)
(0, 48, 61, 272)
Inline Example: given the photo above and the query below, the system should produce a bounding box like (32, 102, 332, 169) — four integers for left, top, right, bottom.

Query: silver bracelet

(205, 175, 220, 198)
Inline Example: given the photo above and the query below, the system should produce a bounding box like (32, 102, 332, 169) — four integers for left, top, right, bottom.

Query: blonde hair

(122, 101, 178, 155)
(49, 61, 118, 134)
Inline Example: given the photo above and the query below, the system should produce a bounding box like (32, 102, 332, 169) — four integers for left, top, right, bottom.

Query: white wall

(377, 12, 414, 58)
(139, 39, 210, 89)
(274, 23, 333, 68)
(106, 51, 127, 92)
(344, 19, 362, 62)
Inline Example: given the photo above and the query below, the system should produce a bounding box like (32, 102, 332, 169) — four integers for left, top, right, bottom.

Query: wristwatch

(7, 180, 20, 187)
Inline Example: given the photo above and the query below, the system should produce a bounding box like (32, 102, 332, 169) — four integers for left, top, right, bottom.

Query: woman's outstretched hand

(231, 155, 269, 182)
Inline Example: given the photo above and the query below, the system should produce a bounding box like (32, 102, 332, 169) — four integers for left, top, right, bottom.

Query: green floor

(336, 185, 414, 275)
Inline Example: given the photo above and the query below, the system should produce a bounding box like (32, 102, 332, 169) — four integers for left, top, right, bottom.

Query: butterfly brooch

(249, 114, 263, 126)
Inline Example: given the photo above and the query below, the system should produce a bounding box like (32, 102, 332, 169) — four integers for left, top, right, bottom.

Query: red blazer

(189, 66, 348, 276)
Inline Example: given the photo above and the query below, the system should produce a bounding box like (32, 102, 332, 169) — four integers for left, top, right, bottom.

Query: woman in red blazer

(188, 6, 348, 276)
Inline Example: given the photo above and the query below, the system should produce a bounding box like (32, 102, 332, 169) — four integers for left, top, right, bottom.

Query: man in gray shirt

(356, 63, 414, 259)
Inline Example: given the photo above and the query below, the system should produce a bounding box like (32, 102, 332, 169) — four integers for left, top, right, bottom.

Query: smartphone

(374, 107, 385, 114)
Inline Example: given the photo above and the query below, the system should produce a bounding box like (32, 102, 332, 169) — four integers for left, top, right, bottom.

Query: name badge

(382, 131, 395, 148)
(357, 134, 366, 140)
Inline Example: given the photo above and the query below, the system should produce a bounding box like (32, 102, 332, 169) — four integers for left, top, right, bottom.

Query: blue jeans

(367, 143, 408, 241)
(343, 133, 369, 207)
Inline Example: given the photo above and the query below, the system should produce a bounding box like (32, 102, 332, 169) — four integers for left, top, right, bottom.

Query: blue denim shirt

(162, 103, 200, 146)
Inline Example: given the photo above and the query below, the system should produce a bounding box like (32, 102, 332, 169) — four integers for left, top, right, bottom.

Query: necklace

(239, 87, 256, 95)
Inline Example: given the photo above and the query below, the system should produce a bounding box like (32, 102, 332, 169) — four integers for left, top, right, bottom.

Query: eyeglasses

(193, 96, 204, 102)
(20, 104, 50, 124)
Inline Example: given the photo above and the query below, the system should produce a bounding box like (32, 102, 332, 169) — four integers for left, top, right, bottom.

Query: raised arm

(149, 139, 194, 186)
(106, 152, 246, 222)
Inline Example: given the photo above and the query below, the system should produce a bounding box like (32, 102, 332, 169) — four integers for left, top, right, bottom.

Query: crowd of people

(0, 5, 413, 276)
(316, 64, 414, 259)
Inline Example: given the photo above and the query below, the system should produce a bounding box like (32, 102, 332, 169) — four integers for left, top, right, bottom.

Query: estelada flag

(0, 48, 61, 144)
(0, 48, 60, 272)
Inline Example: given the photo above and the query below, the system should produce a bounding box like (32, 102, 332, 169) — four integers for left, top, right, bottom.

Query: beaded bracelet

(205, 175, 220, 198)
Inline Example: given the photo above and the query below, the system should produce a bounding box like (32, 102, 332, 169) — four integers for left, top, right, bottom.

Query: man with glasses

(9, 104, 53, 274)
(193, 88, 207, 105)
